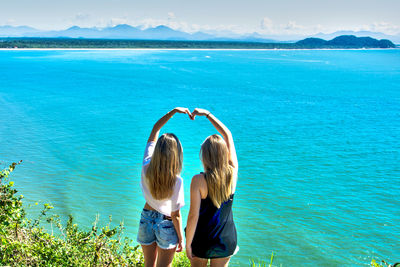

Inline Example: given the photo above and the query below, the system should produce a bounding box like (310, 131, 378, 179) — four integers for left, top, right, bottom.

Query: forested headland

(0, 35, 396, 49)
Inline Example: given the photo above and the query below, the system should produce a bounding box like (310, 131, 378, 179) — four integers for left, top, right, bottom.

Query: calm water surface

(0, 49, 399, 266)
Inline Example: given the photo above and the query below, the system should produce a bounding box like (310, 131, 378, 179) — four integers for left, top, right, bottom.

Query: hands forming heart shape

(174, 107, 210, 120)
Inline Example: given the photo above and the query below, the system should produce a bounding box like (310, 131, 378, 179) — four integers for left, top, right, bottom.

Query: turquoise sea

(0, 49, 399, 266)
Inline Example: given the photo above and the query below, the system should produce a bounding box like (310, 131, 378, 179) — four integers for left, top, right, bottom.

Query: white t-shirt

(140, 141, 185, 216)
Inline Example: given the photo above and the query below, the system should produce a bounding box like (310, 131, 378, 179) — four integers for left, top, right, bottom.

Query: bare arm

(171, 209, 184, 252)
(191, 108, 238, 169)
(185, 175, 203, 259)
(147, 107, 192, 143)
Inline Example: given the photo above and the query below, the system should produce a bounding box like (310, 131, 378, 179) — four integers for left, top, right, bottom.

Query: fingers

(186, 251, 192, 259)
(191, 108, 208, 117)
(190, 110, 196, 120)
(185, 109, 194, 120)
(174, 107, 187, 114)
(175, 107, 191, 115)
(176, 243, 183, 252)
(173, 107, 208, 120)
(186, 246, 193, 259)
(192, 108, 200, 117)
(181, 108, 194, 120)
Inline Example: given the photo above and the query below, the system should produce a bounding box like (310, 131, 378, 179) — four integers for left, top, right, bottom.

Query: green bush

(0, 162, 190, 266)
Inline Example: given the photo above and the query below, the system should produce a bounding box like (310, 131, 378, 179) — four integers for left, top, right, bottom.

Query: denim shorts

(136, 209, 178, 249)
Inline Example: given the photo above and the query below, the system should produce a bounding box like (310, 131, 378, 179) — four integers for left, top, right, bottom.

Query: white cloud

(369, 22, 400, 35)
(284, 21, 305, 31)
(316, 22, 400, 35)
(107, 17, 129, 27)
(126, 17, 246, 35)
(167, 12, 176, 20)
(30, 13, 400, 37)
(137, 18, 165, 29)
(258, 18, 311, 35)
(312, 24, 324, 33)
(260, 17, 273, 32)
(3, 19, 17, 26)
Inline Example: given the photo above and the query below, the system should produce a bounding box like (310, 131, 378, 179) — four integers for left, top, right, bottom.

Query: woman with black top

(186, 108, 239, 267)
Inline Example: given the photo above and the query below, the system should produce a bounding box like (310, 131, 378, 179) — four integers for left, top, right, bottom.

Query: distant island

(0, 35, 396, 49)
(296, 35, 395, 48)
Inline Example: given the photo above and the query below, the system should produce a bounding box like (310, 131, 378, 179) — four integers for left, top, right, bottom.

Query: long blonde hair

(146, 133, 183, 200)
(201, 134, 233, 208)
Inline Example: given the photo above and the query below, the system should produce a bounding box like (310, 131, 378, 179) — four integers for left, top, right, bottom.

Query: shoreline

(0, 48, 397, 51)
(1, 35, 396, 50)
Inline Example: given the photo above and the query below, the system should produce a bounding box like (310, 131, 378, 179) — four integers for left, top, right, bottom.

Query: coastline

(0, 47, 397, 51)
(1, 35, 396, 50)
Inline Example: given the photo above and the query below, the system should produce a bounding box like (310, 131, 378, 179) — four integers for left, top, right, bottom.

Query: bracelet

(206, 112, 211, 118)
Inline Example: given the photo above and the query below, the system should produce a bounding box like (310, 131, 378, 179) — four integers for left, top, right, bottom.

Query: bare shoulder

(190, 173, 208, 198)
(191, 173, 206, 187)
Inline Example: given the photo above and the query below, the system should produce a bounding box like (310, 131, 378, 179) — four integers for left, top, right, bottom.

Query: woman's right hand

(191, 108, 210, 119)
(173, 107, 193, 119)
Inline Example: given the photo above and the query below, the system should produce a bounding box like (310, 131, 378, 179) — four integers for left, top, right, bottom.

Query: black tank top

(191, 187, 237, 258)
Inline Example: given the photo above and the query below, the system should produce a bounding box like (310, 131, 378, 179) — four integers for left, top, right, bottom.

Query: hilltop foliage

(296, 35, 395, 48)
(0, 35, 396, 49)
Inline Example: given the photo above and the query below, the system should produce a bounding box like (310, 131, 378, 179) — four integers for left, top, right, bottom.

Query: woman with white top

(137, 107, 191, 267)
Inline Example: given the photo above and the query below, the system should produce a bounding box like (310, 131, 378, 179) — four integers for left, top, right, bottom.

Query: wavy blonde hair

(146, 133, 183, 200)
(201, 134, 233, 208)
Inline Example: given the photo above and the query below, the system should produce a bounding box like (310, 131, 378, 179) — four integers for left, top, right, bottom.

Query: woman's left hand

(186, 244, 193, 259)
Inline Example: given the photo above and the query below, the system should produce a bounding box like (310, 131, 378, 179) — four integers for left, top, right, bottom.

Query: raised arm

(147, 107, 192, 143)
(192, 108, 238, 169)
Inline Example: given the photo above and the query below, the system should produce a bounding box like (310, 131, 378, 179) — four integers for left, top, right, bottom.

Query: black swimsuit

(191, 191, 237, 258)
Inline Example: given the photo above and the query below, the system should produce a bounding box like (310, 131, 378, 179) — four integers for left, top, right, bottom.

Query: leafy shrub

(0, 162, 191, 266)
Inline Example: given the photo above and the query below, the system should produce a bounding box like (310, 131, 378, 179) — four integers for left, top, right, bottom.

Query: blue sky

(1, 0, 400, 35)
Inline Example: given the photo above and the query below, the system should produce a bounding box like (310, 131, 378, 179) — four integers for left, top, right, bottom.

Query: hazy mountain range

(1, 24, 399, 43)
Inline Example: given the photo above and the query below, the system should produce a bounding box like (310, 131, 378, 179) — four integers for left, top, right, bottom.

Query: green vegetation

(295, 35, 395, 48)
(371, 259, 400, 267)
(0, 35, 396, 49)
(250, 252, 274, 267)
(0, 38, 295, 49)
(0, 161, 189, 266)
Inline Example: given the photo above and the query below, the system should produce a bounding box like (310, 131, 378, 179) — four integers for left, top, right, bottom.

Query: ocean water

(0, 49, 399, 266)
